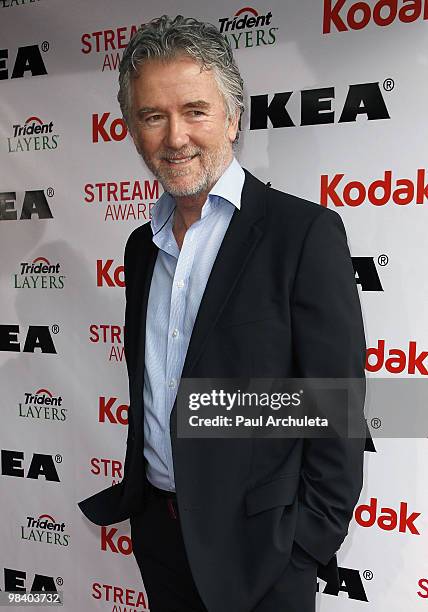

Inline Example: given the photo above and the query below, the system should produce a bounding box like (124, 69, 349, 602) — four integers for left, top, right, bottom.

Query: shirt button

(172, 329, 179, 338)
(176, 280, 184, 288)
(169, 379, 176, 388)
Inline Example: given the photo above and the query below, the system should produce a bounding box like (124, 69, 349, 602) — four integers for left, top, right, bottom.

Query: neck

(174, 190, 208, 228)
(173, 155, 233, 229)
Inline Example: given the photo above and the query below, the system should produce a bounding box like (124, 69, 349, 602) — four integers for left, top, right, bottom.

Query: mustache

(158, 150, 201, 160)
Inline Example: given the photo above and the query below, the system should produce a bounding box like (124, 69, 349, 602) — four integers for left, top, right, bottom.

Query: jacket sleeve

(290, 208, 366, 566)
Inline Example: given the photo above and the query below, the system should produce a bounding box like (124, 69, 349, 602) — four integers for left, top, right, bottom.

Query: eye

(188, 110, 205, 117)
(145, 114, 163, 123)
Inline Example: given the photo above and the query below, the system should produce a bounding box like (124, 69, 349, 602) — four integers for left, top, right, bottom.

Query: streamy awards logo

(84, 179, 158, 221)
(91, 582, 148, 611)
(418, 578, 428, 599)
(89, 324, 124, 362)
(90, 456, 123, 486)
(81, 23, 143, 71)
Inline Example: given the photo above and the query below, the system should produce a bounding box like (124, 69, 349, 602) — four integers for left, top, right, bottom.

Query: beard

(140, 134, 232, 198)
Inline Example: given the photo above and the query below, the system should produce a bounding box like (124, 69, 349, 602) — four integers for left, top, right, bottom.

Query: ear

(227, 110, 240, 143)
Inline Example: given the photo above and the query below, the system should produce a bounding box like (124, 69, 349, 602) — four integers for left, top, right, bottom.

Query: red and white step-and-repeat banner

(1, 1, 428, 610)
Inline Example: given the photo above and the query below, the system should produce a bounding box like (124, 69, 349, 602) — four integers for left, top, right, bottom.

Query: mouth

(163, 154, 198, 165)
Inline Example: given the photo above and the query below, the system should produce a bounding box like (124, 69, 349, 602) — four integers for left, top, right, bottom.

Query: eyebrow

(182, 100, 211, 110)
(137, 100, 211, 116)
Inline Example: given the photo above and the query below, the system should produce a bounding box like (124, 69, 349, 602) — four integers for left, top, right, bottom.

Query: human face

(129, 55, 239, 199)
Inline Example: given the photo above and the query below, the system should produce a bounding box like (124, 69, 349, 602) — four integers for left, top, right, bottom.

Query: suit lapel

(181, 169, 268, 377)
(129, 234, 157, 434)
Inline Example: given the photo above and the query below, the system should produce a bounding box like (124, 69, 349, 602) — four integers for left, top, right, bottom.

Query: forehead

(131, 54, 223, 108)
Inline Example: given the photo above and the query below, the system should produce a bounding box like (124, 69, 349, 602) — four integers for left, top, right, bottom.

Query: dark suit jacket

(79, 169, 366, 612)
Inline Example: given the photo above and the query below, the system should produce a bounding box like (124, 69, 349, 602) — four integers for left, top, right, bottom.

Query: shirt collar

(150, 157, 245, 236)
(209, 156, 244, 211)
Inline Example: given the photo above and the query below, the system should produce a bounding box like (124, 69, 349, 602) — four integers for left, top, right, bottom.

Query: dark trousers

(130, 481, 317, 612)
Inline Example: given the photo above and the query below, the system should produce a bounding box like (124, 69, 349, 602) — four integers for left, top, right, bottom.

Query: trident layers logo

(7, 116, 59, 153)
(18, 388, 67, 422)
(218, 6, 279, 49)
(13, 257, 65, 289)
(20, 513, 70, 547)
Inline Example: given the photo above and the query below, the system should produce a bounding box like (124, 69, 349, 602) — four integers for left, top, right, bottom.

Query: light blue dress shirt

(143, 157, 245, 491)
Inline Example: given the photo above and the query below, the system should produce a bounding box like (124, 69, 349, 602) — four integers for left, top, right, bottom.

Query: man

(79, 15, 366, 612)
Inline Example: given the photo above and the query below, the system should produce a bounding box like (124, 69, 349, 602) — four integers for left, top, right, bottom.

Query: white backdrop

(1, 1, 428, 610)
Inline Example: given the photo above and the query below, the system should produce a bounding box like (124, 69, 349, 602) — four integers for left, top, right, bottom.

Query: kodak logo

(320, 169, 428, 207)
(366, 340, 428, 375)
(355, 497, 421, 535)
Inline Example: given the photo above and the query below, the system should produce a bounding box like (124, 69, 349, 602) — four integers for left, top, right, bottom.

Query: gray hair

(118, 15, 244, 131)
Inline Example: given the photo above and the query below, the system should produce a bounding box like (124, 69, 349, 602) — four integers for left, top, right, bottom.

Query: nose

(164, 115, 190, 150)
